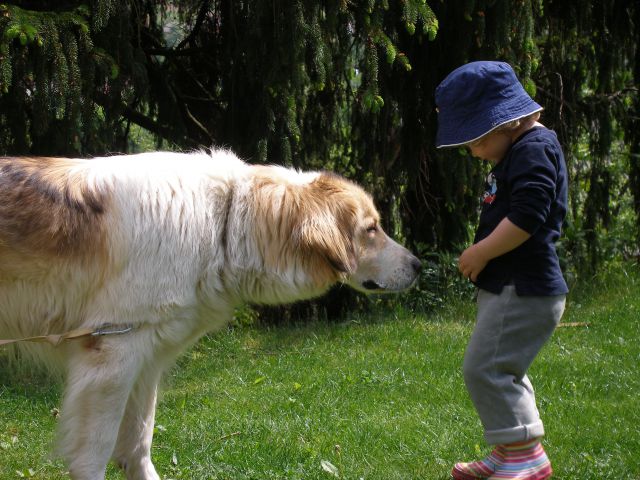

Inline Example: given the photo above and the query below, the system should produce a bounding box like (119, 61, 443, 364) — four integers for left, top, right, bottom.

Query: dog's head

(251, 169, 420, 296)
(300, 172, 421, 294)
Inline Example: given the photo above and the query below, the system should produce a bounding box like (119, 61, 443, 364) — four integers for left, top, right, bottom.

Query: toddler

(435, 61, 568, 480)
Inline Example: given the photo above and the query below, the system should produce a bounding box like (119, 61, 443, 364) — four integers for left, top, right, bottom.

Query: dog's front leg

(56, 339, 144, 480)
(112, 363, 163, 480)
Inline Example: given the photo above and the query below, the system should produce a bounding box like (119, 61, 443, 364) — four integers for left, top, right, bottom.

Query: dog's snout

(409, 256, 422, 275)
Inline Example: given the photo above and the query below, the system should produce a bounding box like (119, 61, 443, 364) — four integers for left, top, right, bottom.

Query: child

(435, 61, 569, 480)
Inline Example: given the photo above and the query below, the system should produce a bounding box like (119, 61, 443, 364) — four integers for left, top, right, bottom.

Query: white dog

(0, 150, 420, 479)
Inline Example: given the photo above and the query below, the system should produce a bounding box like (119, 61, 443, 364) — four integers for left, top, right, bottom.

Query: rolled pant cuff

(484, 421, 545, 445)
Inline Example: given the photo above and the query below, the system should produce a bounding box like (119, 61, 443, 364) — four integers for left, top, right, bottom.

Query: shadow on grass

(0, 349, 61, 399)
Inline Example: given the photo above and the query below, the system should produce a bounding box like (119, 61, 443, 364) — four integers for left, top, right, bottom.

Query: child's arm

(458, 217, 531, 282)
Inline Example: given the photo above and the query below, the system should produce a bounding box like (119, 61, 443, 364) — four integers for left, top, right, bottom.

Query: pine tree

(0, 0, 638, 311)
(533, 0, 639, 271)
(0, 1, 143, 155)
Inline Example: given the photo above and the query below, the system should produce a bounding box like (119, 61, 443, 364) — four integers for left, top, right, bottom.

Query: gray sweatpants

(464, 286, 566, 445)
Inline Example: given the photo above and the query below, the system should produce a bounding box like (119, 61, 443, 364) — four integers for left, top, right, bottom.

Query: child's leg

(452, 287, 564, 479)
(463, 286, 565, 445)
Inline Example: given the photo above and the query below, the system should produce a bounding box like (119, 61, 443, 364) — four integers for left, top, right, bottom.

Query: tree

(533, 0, 639, 271)
(0, 1, 146, 155)
(0, 0, 638, 312)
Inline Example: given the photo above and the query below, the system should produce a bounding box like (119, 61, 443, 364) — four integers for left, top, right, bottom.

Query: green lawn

(1, 265, 639, 479)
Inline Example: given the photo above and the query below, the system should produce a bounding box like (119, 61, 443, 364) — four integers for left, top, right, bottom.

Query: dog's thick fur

(0, 150, 420, 480)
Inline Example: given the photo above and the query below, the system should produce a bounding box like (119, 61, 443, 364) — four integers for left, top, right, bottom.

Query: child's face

(467, 130, 512, 164)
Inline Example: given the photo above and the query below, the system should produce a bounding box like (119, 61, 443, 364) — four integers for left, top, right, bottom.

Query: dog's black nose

(410, 256, 422, 275)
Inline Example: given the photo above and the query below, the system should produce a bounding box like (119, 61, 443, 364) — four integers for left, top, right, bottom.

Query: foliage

(402, 246, 477, 311)
(533, 1, 640, 273)
(0, 1, 142, 155)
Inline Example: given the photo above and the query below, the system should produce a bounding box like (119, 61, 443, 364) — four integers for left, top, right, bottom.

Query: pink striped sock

(487, 439, 552, 480)
(451, 447, 504, 480)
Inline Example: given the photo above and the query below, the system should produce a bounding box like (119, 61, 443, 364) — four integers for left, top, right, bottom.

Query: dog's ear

(252, 170, 359, 276)
(298, 211, 357, 274)
(296, 175, 360, 274)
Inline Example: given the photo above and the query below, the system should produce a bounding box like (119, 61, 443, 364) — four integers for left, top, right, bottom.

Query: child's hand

(458, 244, 489, 282)
(459, 218, 532, 282)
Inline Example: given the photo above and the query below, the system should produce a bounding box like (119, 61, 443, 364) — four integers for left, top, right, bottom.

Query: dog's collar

(0, 323, 136, 348)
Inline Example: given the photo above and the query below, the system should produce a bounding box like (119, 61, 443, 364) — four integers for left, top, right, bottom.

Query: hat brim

(436, 97, 543, 149)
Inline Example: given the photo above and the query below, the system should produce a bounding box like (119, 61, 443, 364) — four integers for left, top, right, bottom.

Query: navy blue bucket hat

(435, 61, 542, 148)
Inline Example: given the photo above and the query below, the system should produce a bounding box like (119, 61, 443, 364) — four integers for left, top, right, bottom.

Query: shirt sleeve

(506, 141, 559, 235)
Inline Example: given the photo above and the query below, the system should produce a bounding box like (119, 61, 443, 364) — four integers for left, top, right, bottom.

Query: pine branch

(93, 93, 197, 148)
(8, 1, 78, 11)
(175, 0, 210, 50)
(119, 105, 181, 143)
(182, 103, 214, 143)
(144, 47, 207, 57)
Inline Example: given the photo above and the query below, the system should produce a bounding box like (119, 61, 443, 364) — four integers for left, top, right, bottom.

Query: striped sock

(487, 439, 552, 479)
(451, 447, 504, 479)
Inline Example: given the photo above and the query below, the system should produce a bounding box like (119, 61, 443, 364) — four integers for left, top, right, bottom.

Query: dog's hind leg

(111, 363, 164, 480)
(55, 337, 144, 480)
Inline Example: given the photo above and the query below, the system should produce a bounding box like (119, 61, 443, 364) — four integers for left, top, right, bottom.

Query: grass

(1, 264, 639, 479)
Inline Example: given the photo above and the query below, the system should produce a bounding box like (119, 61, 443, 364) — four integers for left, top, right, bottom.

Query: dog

(0, 149, 421, 480)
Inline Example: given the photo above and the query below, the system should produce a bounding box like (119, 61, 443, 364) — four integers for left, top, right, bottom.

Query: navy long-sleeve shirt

(474, 127, 569, 296)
